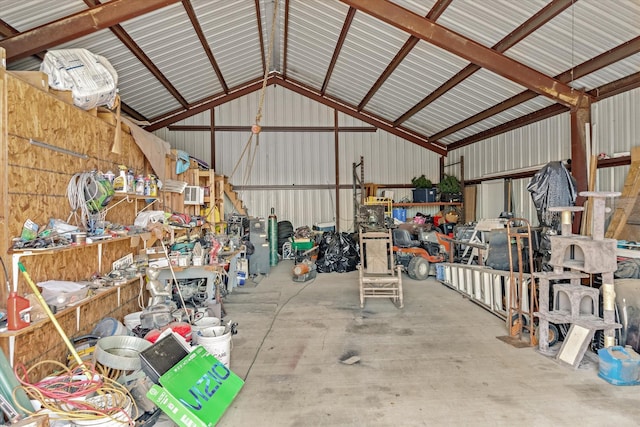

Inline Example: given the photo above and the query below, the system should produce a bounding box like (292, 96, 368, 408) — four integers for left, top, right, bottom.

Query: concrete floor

(217, 261, 640, 427)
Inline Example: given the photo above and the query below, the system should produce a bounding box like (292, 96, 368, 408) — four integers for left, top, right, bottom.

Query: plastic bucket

(392, 208, 407, 222)
(92, 317, 128, 337)
(197, 326, 232, 367)
(191, 317, 221, 344)
(123, 311, 142, 332)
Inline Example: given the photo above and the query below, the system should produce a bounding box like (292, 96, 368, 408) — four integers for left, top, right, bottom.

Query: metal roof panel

(285, 0, 350, 89)
(325, 10, 412, 106)
(192, 0, 264, 88)
(119, 3, 223, 104)
(366, 40, 469, 121)
(505, 0, 640, 77)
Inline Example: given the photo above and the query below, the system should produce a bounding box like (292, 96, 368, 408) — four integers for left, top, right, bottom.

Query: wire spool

(268, 208, 278, 266)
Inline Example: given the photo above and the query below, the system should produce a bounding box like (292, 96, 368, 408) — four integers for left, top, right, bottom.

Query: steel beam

(276, 76, 446, 155)
(435, 36, 640, 142)
(0, 0, 182, 61)
(340, 0, 582, 108)
(357, 0, 452, 110)
(321, 7, 356, 95)
(395, 0, 575, 125)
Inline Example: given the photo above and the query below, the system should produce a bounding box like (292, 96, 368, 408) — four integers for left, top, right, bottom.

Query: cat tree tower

(534, 191, 622, 367)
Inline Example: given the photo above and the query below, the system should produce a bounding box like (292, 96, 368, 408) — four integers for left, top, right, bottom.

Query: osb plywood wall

(4, 73, 148, 296)
(0, 63, 152, 376)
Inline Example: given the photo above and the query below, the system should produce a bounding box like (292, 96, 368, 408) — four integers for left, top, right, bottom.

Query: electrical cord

(13, 360, 137, 425)
(243, 279, 313, 382)
(66, 171, 107, 229)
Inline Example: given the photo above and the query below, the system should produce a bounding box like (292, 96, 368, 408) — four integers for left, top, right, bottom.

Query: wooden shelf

(0, 277, 140, 338)
(10, 235, 132, 255)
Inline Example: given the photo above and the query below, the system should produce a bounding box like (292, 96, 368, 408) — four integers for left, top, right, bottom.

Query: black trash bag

(527, 161, 577, 232)
(527, 161, 577, 270)
(316, 232, 360, 273)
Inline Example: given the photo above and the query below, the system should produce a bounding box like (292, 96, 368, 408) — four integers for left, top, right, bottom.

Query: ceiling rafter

(0, 0, 181, 61)
(321, 7, 356, 96)
(144, 71, 446, 155)
(0, 19, 19, 38)
(432, 35, 640, 142)
(82, 0, 188, 109)
(145, 76, 273, 132)
(255, 0, 266, 74)
(182, 0, 228, 94)
(340, 0, 583, 109)
(357, 0, 452, 111)
(278, 76, 445, 155)
(448, 71, 640, 151)
(394, 0, 575, 126)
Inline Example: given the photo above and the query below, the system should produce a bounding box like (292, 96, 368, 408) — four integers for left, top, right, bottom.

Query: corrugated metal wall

(156, 86, 639, 231)
(451, 87, 640, 225)
(155, 85, 441, 230)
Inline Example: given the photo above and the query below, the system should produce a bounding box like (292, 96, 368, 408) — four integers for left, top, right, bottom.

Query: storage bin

(413, 188, 437, 203)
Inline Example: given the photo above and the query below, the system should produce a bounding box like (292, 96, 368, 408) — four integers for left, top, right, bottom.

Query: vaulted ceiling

(1, 0, 639, 155)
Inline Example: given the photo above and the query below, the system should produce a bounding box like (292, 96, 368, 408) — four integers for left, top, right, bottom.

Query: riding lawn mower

(392, 223, 451, 280)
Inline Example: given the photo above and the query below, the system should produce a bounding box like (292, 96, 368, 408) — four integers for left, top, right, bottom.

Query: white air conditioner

(184, 186, 205, 205)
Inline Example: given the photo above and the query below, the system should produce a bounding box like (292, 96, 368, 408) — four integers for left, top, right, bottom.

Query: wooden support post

(0, 48, 8, 303)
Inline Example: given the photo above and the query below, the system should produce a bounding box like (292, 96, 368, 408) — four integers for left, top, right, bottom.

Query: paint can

(197, 326, 232, 367)
(71, 232, 87, 245)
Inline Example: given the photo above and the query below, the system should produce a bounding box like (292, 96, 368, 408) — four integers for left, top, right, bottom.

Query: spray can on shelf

(103, 170, 115, 185)
(149, 175, 158, 197)
(113, 165, 128, 193)
(7, 292, 30, 330)
(135, 175, 145, 195)
(126, 169, 135, 193)
(268, 207, 278, 266)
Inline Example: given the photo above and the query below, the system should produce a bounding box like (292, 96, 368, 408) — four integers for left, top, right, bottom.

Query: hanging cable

(229, 0, 280, 186)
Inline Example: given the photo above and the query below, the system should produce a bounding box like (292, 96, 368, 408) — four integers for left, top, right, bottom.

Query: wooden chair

(358, 229, 403, 308)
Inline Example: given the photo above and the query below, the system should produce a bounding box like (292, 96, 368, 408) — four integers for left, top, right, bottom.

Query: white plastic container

(197, 326, 231, 367)
(191, 317, 221, 344)
(123, 311, 143, 332)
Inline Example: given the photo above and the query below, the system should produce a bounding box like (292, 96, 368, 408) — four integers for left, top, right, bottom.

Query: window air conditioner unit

(184, 186, 205, 205)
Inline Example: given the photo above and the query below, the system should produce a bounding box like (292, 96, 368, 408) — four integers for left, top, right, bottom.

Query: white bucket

(123, 311, 142, 332)
(197, 326, 232, 367)
(191, 317, 221, 344)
